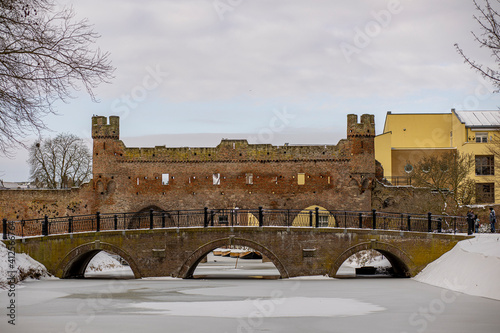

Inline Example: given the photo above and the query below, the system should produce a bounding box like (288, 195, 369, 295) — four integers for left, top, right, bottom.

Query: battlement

(92, 116, 120, 139)
(347, 114, 375, 137)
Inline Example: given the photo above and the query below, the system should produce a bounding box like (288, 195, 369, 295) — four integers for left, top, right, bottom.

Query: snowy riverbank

(414, 234, 500, 300)
(0, 241, 52, 288)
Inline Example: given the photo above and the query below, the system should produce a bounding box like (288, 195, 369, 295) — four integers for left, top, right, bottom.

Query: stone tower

(91, 116, 121, 197)
(347, 114, 375, 193)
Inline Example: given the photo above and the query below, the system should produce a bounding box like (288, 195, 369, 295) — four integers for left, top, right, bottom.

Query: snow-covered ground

(415, 234, 500, 300)
(84, 252, 134, 278)
(0, 243, 133, 288)
(0, 241, 52, 288)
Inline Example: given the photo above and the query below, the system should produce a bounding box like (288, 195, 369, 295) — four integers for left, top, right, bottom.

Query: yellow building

(375, 109, 500, 204)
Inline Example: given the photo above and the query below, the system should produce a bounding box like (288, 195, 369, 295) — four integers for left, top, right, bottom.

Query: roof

(454, 110, 500, 128)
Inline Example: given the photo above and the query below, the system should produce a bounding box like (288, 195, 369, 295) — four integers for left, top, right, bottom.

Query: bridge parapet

(3, 208, 468, 240)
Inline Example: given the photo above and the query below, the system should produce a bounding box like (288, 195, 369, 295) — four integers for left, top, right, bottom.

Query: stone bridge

(5, 227, 470, 279)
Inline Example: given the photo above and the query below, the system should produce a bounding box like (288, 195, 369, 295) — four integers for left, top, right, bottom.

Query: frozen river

(2, 273, 500, 332)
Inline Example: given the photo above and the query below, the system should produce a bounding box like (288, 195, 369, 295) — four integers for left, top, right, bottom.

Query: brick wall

(91, 114, 376, 214)
(0, 114, 376, 220)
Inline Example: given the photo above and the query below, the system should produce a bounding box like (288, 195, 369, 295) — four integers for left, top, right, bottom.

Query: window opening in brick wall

(162, 173, 170, 185)
(213, 173, 220, 185)
(246, 173, 253, 185)
(297, 173, 305, 185)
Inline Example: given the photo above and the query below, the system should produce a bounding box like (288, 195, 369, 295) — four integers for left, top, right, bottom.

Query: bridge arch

(178, 237, 289, 279)
(331, 241, 413, 278)
(57, 241, 142, 279)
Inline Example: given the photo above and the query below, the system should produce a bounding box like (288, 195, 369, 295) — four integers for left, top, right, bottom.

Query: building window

(162, 173, 170, 185)
(297, 173, 305, 185)
(475, 156, 494, 175)
(476, 183, 495, 203)
(218, 215, 228, 225)
(318, 215, 329, 227)
(246, 173, 253, 185)
(475, 132, 488, 143)
(213, 173, 220, 185)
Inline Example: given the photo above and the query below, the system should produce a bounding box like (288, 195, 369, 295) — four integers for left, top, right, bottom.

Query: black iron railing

(2, 208, 468, 239)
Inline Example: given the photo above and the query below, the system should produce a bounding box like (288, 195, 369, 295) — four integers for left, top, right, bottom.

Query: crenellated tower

(91, 116, 122, 196)
(347, 114, 375, 193)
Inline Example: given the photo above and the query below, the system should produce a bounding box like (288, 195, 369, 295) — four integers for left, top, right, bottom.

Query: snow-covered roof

(454, 110, 500, 128)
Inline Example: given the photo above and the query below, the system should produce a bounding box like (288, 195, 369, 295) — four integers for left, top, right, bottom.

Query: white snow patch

(126, 297, 385, 317)
(0, 240, 51, 288)
(289, 275, 333, 280)
(85, 251, 124, 272)
(415, 234, 500, 300)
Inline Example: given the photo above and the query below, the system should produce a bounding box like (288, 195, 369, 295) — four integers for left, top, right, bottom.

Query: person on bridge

(467, 210, 474, 235)
(489, 207, 496, 233)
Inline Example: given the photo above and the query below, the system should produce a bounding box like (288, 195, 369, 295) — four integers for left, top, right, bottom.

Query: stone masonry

(0, 114, 376, 220)
(90, 114, 376, 214)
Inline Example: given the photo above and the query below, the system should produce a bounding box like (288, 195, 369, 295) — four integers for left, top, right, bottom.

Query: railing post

(210, 211, 215, 227)
(372, 209, 376, 230)
(315, 207, 319, 228)
(96, 212, 100, 232)
(149, 209, 154, 230)
(204, 207, 208, 228)
(407, 215, 411, 231)
(427, 212, 432, 233)
(358, 213, 363, 229)
(161, 212, 166, 228)
(43, 215, 48, 236)
(437, 218, 442, 233)
(114, 214, 118, 230)
(287, 209, 290, 227)
(309, 210, 313, 227)
(68, 217, 73, 234)
(2, 218, 7, 240)
(259, 207, 264, 227)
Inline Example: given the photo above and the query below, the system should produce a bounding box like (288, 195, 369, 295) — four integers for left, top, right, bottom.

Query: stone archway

(292, 205, 337, 227)
(331, 241, 413, 278)
(177, 237, 289, 279)
(57, 241, 142, 279)
(127, 205, 166, 229)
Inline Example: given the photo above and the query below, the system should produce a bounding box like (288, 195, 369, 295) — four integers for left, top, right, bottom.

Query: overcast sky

(2, 0, 500, 181)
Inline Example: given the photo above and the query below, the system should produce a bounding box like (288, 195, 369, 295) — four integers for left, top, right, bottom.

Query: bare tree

(28, 133, 91, 188)
(455, 0, 500, 91)
(0, 0, 114, 155)
(408, 151, 475, 214)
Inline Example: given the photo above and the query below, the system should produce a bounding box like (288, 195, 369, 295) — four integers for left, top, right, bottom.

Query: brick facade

(90, 114, 376, 214)
(0, 114, 376, 220)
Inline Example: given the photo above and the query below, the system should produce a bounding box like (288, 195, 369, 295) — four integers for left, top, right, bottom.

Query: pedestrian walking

(474, 213, 480, 233)
(467, 210, 474, 235)
(490, 207, 496, 233)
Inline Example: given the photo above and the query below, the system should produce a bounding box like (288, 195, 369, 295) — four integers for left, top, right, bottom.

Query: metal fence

(2, 207, 468, 239)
